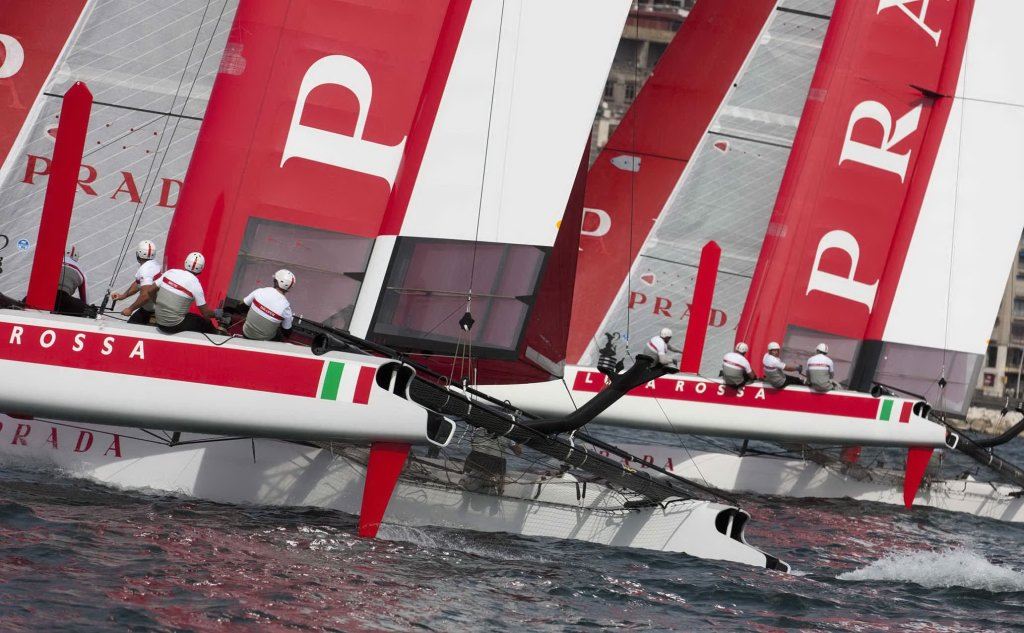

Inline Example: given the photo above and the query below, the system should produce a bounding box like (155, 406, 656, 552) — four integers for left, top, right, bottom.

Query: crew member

(647, 328, 681, 367)
(154, 252, 220, 334)
(241, 269, 295, 341)
(762, 341, 803, 389)
(55, 247, 89, 316)
(805, 343, 836, 393)
(112, 240, 162, 324)
(722, 342, 755, 387)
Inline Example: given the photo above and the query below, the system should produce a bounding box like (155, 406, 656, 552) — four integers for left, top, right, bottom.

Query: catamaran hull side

(612, 444, 1024, 523)
(487, 367, 948, 448)
(0, 311, 431, 444)
(0, 417, 786, 571)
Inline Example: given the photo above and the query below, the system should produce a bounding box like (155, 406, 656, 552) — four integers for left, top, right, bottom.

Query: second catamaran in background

(563, 0, 1024, 517)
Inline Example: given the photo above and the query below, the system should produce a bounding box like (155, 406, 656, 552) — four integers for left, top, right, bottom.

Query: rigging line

(468, 0, 508, 293)
(105, 0, 222, 290)
(624, 6, 640, 350)
(944, 28, 971, 410)
(651, 394, 714, 491)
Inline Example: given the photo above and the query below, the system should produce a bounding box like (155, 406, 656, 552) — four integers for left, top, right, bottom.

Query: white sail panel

(398, 0, 630, 247)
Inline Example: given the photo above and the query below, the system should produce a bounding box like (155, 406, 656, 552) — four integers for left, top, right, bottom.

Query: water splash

(839, 548, 1024, 592)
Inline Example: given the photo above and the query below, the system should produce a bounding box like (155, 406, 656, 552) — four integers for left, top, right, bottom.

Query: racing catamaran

(0, 0, 793, 571)
(560, 0, 1024, 520)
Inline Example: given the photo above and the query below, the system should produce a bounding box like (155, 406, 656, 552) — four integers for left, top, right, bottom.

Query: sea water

(2, 433, 1024, 631)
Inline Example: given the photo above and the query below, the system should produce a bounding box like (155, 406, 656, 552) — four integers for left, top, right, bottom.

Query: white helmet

(136, 240, 156, 261)
(660, 328, 673, 338)
(65, 246, 79, 262)
(735, 342, 749, 355)
(816, 342, 829, 354)
(184, 251, 205, 274)
(274, 269, 296, 291)
(767, 341, 781, 352)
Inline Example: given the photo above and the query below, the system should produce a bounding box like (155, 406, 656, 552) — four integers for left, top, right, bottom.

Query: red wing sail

(734, 0, 1024, 413)
(0, 0, 87, 178)
(738, 0, 967, 375)
(166, 1, 467, 312)
(568, 0, 777, 363)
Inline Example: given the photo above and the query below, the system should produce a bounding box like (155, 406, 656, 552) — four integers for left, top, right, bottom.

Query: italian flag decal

(877, 398, 913, 423)
(318, 361, 376, 405)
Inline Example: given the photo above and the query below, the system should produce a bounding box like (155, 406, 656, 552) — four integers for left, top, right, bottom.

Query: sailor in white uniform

(55, 247, 89, 316)
(646, 328, 681, 367)
(241, 269, 295, 341)
(112, 240, 162, 325)
(805, 343, 837, 392)
(762, 341, 803, 389)
(154, 252, 220, 334)
(722, 342, 756, 387)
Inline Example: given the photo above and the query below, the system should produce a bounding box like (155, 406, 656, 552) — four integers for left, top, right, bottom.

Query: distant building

(978, 242, 1024, 399)
(591, 1, 695, 156)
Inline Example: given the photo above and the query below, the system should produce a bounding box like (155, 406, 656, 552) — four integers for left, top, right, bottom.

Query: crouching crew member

(805, 343, 836, 392)
(112, 239, 162, 324)
(762, 341, 803, 388)
(241, 269, 295, 341)
(55, 247, 90, 316)
(154, 252, 219, 334)
(722, 342, 756, 387)
(647, 328, 682, 367)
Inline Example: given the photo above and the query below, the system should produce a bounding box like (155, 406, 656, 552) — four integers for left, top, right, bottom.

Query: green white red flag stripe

(318, 361, 375, 405)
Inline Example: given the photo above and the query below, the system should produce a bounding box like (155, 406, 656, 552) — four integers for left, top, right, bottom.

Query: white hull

(0, 416, 786, 571)
(488, 367, 948, 448)
(612, 443, 1024, 523)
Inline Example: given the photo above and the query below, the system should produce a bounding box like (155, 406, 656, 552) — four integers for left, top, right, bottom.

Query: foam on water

(839, 548, 1024, 592)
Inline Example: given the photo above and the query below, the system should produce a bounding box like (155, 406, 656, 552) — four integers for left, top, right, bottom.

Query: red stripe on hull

(0, 321, 323, 397)
(572, 370, 883, 420)
(354, 365, 375, 405)
(899, 400, 913, 423)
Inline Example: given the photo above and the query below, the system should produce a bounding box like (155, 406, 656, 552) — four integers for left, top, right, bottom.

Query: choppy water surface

(3, 448, 1024, 631)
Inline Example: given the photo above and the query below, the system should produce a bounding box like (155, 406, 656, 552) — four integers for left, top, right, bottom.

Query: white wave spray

(839, 548, 1024, 592)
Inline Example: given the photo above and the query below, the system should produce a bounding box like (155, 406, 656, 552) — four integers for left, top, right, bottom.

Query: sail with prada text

(167, 0, 630, 384)
(570, 0, 1024, 414)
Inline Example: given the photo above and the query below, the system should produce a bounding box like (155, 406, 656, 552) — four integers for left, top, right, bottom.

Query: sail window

(226, 218, 373, 329)
(369, 238, 547, 356)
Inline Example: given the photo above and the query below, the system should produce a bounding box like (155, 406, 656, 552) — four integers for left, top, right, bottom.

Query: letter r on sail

(806, 230, 879, 310)
(281, 55, 407, 188)
(839, 101, 922, 181)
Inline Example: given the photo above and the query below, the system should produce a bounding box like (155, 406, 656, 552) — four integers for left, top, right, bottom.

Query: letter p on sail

(281, 55, 407, 188)
(806, 230, 879, 310)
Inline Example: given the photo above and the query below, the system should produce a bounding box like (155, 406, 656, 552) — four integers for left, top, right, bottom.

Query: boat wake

(839, 548, 1024, 592)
